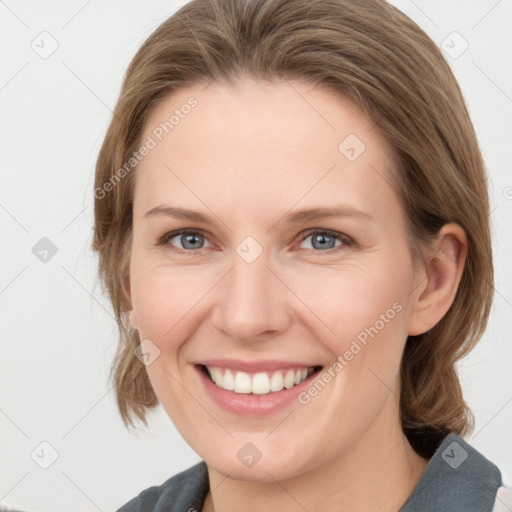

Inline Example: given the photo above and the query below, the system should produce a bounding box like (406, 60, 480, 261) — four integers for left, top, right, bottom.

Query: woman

(92, 0, 508, 510)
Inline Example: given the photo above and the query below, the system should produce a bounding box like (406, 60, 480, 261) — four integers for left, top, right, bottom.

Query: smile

(201, 365, 321, 395)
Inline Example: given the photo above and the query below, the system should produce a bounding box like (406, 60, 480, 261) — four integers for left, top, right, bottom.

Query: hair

(92, 0, 493, 458)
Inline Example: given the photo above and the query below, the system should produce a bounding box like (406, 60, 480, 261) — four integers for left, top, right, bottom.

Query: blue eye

(163, 230, 211, 252)
(298, 229, 351, 252)
(159, 228, 352, 255)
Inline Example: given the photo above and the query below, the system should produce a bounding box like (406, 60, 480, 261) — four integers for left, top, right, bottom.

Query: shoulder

(115, 460, 209, 512)
(401, 431, 504, 511)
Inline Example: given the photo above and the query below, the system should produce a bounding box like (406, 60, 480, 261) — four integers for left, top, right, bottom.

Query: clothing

(116, 431, 506, 512)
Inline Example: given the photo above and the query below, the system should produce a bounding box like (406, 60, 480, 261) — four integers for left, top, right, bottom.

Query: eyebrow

(144, 204, 373, 225)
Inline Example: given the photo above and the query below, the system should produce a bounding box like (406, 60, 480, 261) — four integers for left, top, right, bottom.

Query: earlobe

(408, 223, 467, 336)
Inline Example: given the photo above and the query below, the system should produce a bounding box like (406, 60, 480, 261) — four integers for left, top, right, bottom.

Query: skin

(126, 77, 467, 512)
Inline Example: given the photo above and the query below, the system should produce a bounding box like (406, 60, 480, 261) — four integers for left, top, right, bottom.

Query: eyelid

(296, 228, 353, 246)
(158, 228, 214, 249)
(159, 227, 354, 254)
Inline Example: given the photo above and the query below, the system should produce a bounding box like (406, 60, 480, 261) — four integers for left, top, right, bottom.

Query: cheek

(294, 267, 410, 428)
(293, 258, 410, 338)
(290, 259, 411, 389)
(130, 262, 214, 342)
(129, 264, 211, 417)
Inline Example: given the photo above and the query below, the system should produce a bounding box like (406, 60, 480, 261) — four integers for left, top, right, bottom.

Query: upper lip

(197, 359, 322, 373)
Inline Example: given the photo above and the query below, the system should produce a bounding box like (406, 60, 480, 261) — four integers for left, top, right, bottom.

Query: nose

(211, 247, 291, 344)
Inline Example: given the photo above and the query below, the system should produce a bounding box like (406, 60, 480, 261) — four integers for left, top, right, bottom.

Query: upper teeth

(206, 366, 314, 394)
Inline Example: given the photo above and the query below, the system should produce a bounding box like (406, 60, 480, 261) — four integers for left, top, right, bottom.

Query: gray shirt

(116, 431, 502, 512)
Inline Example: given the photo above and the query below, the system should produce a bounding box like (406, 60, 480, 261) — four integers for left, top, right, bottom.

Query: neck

(203, 404, 430, 512)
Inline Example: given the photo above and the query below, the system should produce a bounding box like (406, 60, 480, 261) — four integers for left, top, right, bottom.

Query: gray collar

(399, 432, 502, 511)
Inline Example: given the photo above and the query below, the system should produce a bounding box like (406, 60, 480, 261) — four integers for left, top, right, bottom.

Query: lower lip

(195, 364, 322, 416)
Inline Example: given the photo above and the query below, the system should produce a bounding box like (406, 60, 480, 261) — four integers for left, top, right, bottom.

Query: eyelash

(158, 228, 354, 256)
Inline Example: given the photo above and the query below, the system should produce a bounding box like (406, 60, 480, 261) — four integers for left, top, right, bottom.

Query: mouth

(196, 364, 323, 395)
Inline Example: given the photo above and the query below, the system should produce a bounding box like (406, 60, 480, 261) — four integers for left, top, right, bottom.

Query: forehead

(135, 78, 400, 223)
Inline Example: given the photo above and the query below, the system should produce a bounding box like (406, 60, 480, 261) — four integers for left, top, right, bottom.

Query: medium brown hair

(92, 0, 493, 457)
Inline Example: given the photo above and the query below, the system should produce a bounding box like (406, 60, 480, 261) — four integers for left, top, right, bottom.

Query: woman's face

(127, 78, 428, 481)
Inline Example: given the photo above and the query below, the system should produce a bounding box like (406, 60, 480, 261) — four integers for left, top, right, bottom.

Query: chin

(200, 439, 317, 484)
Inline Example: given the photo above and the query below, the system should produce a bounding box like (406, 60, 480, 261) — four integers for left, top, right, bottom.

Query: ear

(408, 223, 468, 336)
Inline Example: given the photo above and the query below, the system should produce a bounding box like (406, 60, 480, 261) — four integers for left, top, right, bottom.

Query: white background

(1, 0, 511, 510)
